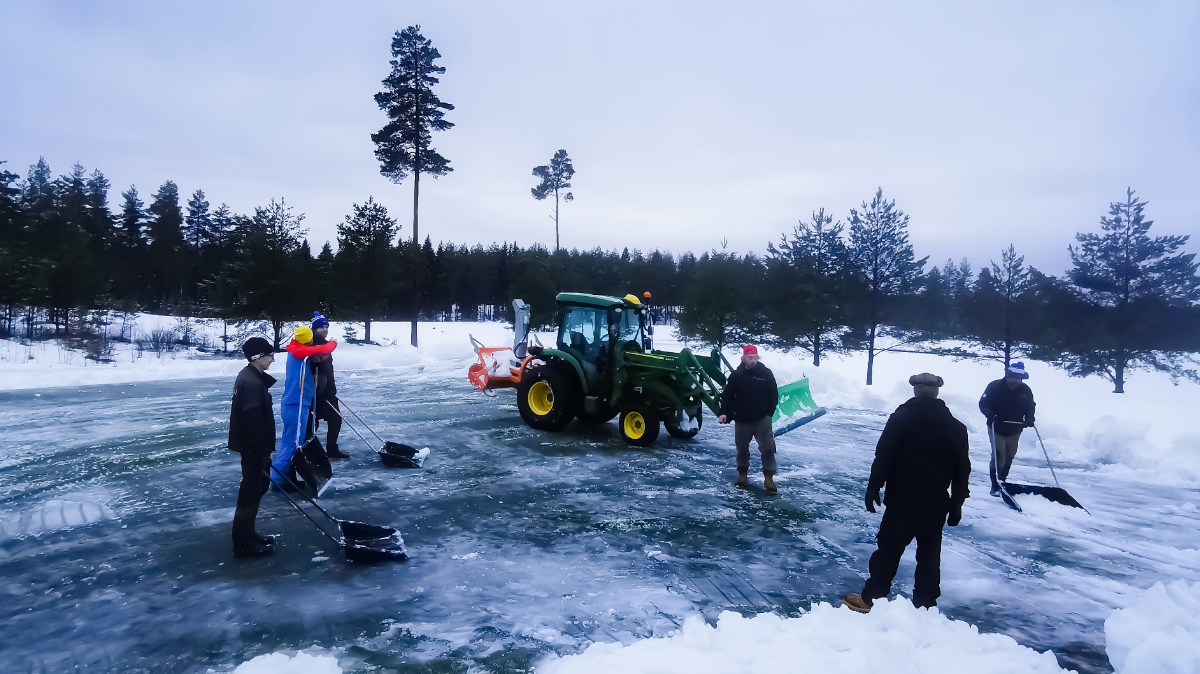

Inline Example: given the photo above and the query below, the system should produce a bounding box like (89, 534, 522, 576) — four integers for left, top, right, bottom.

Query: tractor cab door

(557, 305, 609, 390)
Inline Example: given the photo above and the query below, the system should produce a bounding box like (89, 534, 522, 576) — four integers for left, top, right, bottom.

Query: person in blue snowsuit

(270, 324, 337, 489)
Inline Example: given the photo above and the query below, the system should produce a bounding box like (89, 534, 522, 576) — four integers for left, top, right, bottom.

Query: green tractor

(518, 292, 725, 445)
(468, 292, 823, 446)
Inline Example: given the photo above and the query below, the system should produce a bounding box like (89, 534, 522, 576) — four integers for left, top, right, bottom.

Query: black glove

(1024, 419, 1035, 428)
(865, 488, 881, 514)
(947, 504, 962, 527)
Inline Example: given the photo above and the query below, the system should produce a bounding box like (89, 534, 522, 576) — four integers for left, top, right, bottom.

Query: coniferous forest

(1, 157, 1198, 392)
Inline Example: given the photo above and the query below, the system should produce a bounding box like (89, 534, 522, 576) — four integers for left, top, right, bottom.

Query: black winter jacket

(310, 335, 337, 404)
(228, 365, 277, 456)
(719, 363, 779, 422)
(978, 379, 1035, 437)
(868, 397, 971, 514)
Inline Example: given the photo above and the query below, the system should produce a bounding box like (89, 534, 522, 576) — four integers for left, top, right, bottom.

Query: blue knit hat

(1006, 361, 1029, 379)
(311, 311, 329, 329)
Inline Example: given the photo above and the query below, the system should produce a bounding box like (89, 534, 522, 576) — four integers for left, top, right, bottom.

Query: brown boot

(735, 470, 749, 488)
(842, 594, 872, 614)
(763, 472, 777, 494)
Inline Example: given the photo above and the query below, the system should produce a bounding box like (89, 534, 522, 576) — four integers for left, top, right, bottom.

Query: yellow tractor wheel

(619, 404, 660, 446)
(517, 364, 579, 431)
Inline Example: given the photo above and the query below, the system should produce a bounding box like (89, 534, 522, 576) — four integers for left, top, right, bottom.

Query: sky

(2, 1, 1198, 275)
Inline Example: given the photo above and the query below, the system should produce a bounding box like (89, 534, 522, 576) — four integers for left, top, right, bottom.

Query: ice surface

(1104, 579, 1200, 674)
(1, 319, 1199, 672)
(539, 601, 1070, 674)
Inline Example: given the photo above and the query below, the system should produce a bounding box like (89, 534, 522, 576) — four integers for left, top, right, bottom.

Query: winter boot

(233, 540, 274, 558)
(735, 470, 749, 489)
(327, 444, 350, 460)
(763, 471, 777, 494)
(254, 532, 277, 545)
(842, 594, 872, 614)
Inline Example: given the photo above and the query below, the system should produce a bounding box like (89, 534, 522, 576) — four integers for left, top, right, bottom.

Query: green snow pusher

(473, 292, 824, 446)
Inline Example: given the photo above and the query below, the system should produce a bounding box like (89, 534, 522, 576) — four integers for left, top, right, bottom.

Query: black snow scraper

(1001, 421, 1088, 512)
(327, 400, 426, 469)
(270, 465, 408, 563)
(990, 422, 1087, 513)
(292, 435, 334, 496)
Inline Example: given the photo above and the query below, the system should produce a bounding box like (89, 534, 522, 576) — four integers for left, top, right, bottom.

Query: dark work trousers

(232, 451, 272, 549)
(862, 506, 947, 608)
(990, 428, 1021, 490)
(307, 402, 342, 454)
(734, 415, 777, 474)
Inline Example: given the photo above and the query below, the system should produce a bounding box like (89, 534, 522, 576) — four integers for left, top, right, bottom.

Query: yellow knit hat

(293, 325, 313, 344)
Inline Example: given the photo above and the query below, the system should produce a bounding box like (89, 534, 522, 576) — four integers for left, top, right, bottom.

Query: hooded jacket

(868, 397, 971, 514)
(719, 363, 779, 422)
(228, 364, 276, 455)
(280, 338, 337, 408)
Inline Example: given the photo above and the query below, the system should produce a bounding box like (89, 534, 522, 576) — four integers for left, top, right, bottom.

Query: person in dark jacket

(306, 312, 347, 459)
(718, 345, 780, 493)
(229, 337, 278, 558)
(843, 373, 971, 613)
(979, 361, 1035, 496)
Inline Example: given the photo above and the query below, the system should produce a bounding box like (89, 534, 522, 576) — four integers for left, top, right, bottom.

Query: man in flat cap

(843, 373, 971, 612)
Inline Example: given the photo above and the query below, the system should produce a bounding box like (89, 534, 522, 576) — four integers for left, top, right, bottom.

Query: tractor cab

(555, 293, 651, 392)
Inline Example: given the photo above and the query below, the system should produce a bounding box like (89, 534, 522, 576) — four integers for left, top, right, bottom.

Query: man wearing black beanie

(228, 337, 278, 557)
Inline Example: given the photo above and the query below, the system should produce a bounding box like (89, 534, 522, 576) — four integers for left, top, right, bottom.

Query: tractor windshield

(616, 309, 640, 343)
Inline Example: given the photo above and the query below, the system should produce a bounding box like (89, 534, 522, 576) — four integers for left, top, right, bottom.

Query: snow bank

(217, 651, 341, 674)
(1105, 579, 1200, 674)
(538, 600, 1070, 674)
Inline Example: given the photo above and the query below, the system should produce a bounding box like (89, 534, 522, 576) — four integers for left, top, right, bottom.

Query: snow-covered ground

(2, 316, 1198, 673)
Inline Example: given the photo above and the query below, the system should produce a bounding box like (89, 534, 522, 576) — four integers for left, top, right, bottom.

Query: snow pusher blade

(292, 436, 333, 497)
(270, 467, 408, 563)
(379, 442, 425, 468)
(1002, 483, 1087, 511)
(771, 378, 826, 437)
(997, 422, 1088, 512)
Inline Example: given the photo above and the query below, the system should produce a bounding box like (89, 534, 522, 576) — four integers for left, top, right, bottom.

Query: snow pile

(538, 600, 1070, 674)
(219, 651, 341, 674)
(1104, 579, 1200, 674)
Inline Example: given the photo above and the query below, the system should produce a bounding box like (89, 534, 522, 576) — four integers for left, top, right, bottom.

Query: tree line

(1, 157, 1197, 392)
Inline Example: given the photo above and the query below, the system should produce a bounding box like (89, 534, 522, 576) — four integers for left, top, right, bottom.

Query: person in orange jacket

(270, 325, 336, 489)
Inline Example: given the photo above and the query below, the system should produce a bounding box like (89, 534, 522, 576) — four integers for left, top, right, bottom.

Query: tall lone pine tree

(1066, 188, 1200, 392)
(372, 24, 454, 348)
(531, 149, 575, 251)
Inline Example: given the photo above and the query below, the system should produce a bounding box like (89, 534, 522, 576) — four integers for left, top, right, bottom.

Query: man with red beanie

(718, 345, 780, 493)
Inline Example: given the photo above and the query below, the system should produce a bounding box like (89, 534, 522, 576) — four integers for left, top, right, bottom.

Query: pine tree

(147, 181, 185, 310)
(185, 189, 212, 250)
(678, 250, 767, 350)
(372, 24, 455, 348)
(231, 198, 309, 349)
(531, 149, 575, 251)
(335, 196, 399, 341)
(846, 188, 927, 385)
(1063, 189, 1200, 392)
(765, 208, 852, 365)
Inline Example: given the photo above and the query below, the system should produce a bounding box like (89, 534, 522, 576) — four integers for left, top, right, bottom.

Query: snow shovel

(999, 422, 1088, 512)
(326, 401, 423, 469)
(988, 425, 1022, 512)
(269, 464, 408, 563)
(292, 435, 333, 497)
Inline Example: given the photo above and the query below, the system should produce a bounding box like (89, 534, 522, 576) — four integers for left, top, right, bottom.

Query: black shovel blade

(379, 442, 421, 468)
(384, 441, 418, 458)
(293, 438, 333, 496)
(1004, 482, 1087, 510)
(340, 520, 407, 563)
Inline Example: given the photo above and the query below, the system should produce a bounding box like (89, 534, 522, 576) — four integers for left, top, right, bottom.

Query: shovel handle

(328, 400, 377, 453)
(338, 400, 388, 446)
